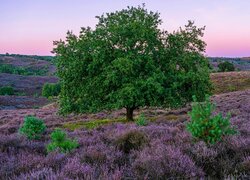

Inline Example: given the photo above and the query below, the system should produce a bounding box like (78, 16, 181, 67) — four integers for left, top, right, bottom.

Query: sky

(0, 0, 250, 57)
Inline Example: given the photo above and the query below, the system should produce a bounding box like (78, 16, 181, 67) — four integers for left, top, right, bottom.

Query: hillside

(209, 57, 250, 71)
(0, 73, 58, 96)
(0, 55, 56, 76)
(1, 54, 250, 110)
(0, 55, 58, 110)
(211, 71, 250, 94)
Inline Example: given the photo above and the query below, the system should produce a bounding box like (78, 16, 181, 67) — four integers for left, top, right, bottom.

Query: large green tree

(53, 5, 211, 121)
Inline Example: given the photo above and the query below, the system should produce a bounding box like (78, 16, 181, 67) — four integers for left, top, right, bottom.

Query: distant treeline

(0, 53, 55, 62)
(209, 57, 250, 64)
(208, 57, 250, 71)
(0, 64, 48, 76)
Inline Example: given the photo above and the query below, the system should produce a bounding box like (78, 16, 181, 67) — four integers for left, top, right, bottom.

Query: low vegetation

(114, 130, 149, 153)
(63, 118, 126, 130)
(0, 89, 249, 178)
(135, 113, 148, 126)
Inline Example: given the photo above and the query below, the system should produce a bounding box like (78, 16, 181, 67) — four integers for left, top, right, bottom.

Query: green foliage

(136, 113, 148, 126)
(19, 116, 46, 140)
(218, 61, 235, 72)
(47, 128, 79, 153)
(0, 64, 48, 76)
(0, 86, 14, 95)
(186, 95, 237, 144)
(42, 83, 61, 98)
(53, 5, 211, 120)
(115, 130, 149, 153)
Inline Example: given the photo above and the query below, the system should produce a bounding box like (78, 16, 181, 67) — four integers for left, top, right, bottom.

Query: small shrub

(47, 128, 78, 153)
(218, 61, 235, 72)
(186, 95, 237, 144)
(0, 86, 14, 95)
(19, 116, 46, 140)
(136, 113, 148, 126)
(114, 130, 149, 153)
(42, 83, 61, 98)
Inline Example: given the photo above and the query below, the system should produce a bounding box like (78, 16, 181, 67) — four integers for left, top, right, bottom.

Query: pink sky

(0, 0, 250, 57)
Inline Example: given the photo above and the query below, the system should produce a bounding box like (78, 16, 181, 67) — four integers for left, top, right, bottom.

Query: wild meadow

(0, 90, 250, 179)
(0, 4, 250, 180)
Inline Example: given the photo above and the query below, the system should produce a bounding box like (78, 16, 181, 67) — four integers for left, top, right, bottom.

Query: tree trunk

(126, 107, 134, 121)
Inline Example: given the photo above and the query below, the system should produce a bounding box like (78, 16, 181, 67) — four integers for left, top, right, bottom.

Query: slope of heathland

(0, 55, 58, 110)
(211, 71, 250, 94)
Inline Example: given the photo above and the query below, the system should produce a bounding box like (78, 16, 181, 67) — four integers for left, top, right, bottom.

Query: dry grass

(211, 71, 250, 94)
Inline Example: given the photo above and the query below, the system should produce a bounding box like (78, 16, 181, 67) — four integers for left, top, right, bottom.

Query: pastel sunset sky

(0, 0, 250, 57)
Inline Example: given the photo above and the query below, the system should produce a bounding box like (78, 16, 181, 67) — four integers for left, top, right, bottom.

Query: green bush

(47, 128, 79, 153)
(218, 61, 235, 72)
(42, 83, 61, 98)
(115, 130, 149, 153)
(136, 113, 148, 126)
(0, 86, 14, 95)
(186, 95, 237, 144)
(19, 116, 46, 140)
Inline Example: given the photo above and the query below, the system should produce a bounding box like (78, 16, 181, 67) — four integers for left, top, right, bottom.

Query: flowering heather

(0, 89, 250, 179)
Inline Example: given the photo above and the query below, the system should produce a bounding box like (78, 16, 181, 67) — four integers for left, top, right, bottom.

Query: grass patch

(147, 114, 180, 122)
(164, 114, 179, 120)
(64, 112, 183, 131)
(63, 118, 126, 130)
(211, 71, 250, 94)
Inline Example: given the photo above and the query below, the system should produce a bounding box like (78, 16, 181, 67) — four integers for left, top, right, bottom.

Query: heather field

(211, 71, 250, 94)
(0, 89, 249, 179)
(1, 3, 250, 180)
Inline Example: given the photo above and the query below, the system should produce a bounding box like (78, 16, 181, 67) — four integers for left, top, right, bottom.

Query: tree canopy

(53, 5, 212, 121)
(218, 61, 235, 72)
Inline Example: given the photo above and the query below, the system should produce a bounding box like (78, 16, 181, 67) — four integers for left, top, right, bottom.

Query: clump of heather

(114, 130, 149, 153)
(132, 144, 204, 178)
